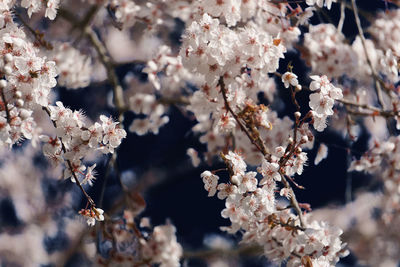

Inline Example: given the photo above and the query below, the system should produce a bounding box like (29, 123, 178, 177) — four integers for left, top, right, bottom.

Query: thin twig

(342, 0, 375, 23)
(338, 98, 381, 112)
(268, 216, 306, 232)
(337, 0, 346, 33)
(350, 0, 386, 110)
(219, 77, 269, 156)
(15, 12, 53, 49)
(338, 99, 399, 118)
(58, 5, 131, 213)
(84, 25, 129, 211)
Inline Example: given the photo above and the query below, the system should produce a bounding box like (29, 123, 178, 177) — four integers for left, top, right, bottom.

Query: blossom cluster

(0, 23, 57, 147)
(181, 11, 286, 163)
(303, 24, 357, 78)
(304, 22, 399, 84)
(181, 13, 286, 88)
(201, 151, 348, 266)
(369, 9, 400, 83)
(43, 101, 126, 185)
(349, 136, 400, 224)
(143, 45, 193, 92)
(309, 75, 343, 131)
(128, 93, 169, 135)
(141, 223, 182, 267)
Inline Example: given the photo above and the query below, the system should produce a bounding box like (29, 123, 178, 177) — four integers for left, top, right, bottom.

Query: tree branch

(219, 77, 269, 156)
(84, 27, 127, 120)
(350, 0, 386, 110)
(219, 76, 305, 228)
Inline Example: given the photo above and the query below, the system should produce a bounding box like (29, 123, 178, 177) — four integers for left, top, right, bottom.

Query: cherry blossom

(2, 0, 399, 266)
(201, 170, 219, 197)
(79, 207, 105, 226)
(282, 71, 301, 90)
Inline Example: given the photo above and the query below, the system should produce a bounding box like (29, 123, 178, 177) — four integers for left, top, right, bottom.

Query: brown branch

(338, 98, 381, 112)
(285, 174, 305, 190)
(59, 5, 130, 211)
(290, 86, 301, 111)
(219, 76, 306, 228)
(15, 13, 53, 50)
(58, 5, 131, 212)
(279, 173, 306, 226)
(266, 215, 306, 232)
(84, 25, 129, 211)
(57, 5, 101, 34)
(219, 77, 270, 156)
(84, 27, 127, 121)
(0, 88, 10, 123)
